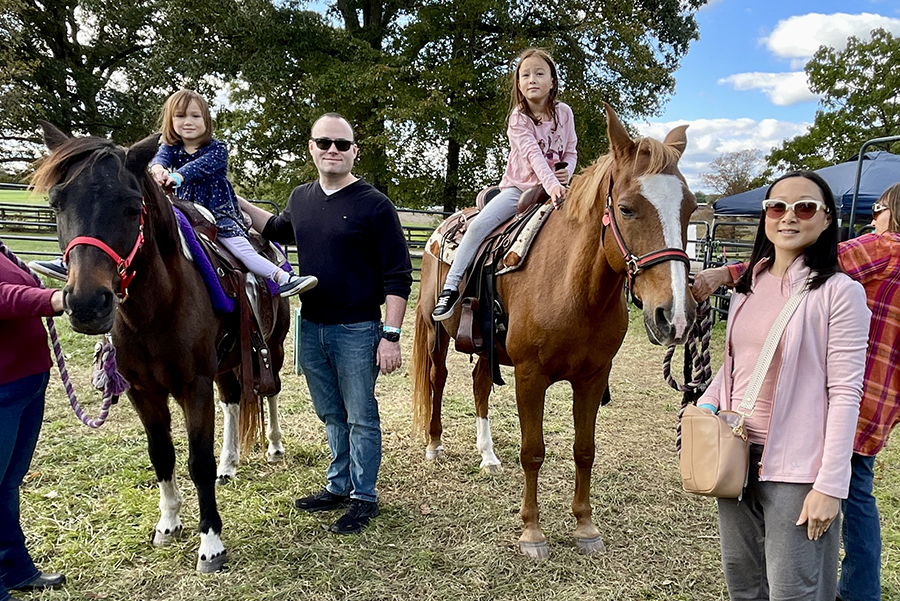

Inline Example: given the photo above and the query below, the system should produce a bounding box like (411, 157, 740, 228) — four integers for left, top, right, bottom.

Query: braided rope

(0, 239, 126, 428)
(663, 300, 713, 452)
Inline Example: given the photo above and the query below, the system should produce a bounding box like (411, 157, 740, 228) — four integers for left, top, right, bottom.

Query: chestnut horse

(411, 104, 697, 558)
(31, 124, 290, 572)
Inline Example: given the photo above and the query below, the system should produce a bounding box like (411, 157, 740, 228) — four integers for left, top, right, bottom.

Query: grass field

(14, 292, 900, 601)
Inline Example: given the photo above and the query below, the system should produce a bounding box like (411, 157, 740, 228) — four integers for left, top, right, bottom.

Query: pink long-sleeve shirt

(499, 102, 577, 196)
(1, 252, 57, 385)
(699, 258, 870, 498)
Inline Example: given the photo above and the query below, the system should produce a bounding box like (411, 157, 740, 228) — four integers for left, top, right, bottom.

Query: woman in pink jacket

(696, 171, 870, 601)
(431, 47, 577, 320)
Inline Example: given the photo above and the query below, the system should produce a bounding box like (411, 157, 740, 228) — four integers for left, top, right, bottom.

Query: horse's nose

(654, 305, 675, 342)
(64, 285, 116, 334)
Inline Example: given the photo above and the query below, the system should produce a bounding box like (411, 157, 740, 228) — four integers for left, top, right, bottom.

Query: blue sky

(635, 0, 900, 192)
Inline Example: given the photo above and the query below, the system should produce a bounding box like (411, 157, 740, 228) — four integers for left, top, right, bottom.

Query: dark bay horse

(31, 124, 290, 572)
(411, 104, 697, 558)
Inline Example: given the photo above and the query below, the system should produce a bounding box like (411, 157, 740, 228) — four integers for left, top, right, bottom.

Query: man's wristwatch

(381, 325, 401, 343)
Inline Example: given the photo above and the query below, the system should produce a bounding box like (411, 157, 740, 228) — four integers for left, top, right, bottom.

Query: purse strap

(736, 272, 814, 416)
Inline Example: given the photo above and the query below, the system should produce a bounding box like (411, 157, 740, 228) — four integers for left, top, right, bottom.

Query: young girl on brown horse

(431, 48, 577, 320)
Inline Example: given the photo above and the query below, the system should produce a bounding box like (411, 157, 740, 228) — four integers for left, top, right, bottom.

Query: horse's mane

(31, 136, 123, 193)
(566, 137, 684, 223)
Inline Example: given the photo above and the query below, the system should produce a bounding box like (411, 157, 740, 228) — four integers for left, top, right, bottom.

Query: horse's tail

(239, 388, 265, 456)
(410, 299, 435, 441)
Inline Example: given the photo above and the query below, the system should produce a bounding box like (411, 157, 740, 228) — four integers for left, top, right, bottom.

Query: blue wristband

(382, 325, 401, 334)
(698, 403, 717, 414)
(170, 172, 183, 188)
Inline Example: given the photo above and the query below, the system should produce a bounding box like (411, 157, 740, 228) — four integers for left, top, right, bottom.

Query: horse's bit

(63, 202, 147, 298)
(601, 174, 690, 308)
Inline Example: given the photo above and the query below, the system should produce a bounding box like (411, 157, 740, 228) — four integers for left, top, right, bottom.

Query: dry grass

(19, 293, 900, 601)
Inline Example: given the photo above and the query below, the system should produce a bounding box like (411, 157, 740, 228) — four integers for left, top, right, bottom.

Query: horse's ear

(39, 120, 69, 150)
(664, 124, 689, 158)
(604, 103, 635, 161)
(125, 133, 161, 174)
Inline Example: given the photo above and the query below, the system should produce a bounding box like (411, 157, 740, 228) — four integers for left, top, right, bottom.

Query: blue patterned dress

(150, 139, 246, 238)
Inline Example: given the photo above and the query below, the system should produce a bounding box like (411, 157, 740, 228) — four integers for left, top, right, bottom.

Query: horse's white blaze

(638, 174, 690, 339)
(266, 394, 285, 459)
(198, 531, 225, 561)
(157, 478, 183, 534)
(476, 417, 501, 468)
(218, 402, 240, 478)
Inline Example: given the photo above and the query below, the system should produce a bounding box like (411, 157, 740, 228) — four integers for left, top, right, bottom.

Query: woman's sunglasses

(872, 202, 889, 215)
(762, 199, 830, 220)
(312, 137, 354, 152)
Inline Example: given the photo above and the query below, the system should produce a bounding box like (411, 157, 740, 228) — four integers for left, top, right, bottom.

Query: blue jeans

(0, 372, 48, 601)
(299, 319, 382, 503)
(839, 453, 881, 601)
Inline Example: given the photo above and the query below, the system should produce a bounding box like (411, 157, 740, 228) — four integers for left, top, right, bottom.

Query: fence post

(293, 307, 303, 375)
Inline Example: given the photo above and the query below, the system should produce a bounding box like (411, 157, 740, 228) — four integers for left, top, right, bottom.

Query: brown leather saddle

(432, 183, 556, 384)
(172, 199, 281, 401)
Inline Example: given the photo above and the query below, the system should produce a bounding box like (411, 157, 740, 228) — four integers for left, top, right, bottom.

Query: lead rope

(663, 299, 713, 452)
(0, 239, 128, 427)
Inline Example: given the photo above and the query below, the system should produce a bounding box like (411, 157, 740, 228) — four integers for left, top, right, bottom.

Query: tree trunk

(443, 134, 460, 213)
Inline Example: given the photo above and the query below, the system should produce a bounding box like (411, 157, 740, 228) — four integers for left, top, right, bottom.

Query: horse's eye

(47, 186, 63, 212)
(618, 205, 635, 218)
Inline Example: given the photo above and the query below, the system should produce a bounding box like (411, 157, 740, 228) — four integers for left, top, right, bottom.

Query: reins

(0, 238, 128, 428)
(664, 298, 713, 452)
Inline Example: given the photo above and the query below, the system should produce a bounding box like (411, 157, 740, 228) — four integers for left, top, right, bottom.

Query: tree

(768, 28, 900, 171)
(700, 149, 770, 196)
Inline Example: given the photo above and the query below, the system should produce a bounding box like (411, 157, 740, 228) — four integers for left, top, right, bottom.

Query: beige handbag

(680, 273, 813, 499)
(680, 405, 749, 498)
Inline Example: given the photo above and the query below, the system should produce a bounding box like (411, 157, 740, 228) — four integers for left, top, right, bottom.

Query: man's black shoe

(431, 289, 460, 322)
(12, 572, 66, 591)
(330, 499, 380, 534)
(293, 488, 350, 513)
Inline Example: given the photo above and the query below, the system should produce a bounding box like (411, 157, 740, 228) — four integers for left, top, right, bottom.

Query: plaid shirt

(838, 232, 900, 456)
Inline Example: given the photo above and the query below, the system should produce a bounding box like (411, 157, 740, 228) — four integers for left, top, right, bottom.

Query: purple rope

(0, 238, 125, 428)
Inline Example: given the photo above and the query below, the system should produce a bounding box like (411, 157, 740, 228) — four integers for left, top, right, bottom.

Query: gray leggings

(716, 446, 841, 601)
(444, 187, 523, 291)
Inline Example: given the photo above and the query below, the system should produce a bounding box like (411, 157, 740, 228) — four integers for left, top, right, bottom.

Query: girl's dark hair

(508, 48, 559, 127)
(735, 170, 839, 294)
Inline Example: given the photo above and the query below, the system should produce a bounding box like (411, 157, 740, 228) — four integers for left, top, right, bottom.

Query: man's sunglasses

(312, 138, 354, 152)
(762, 199, 830, 220)
(872, 202, 889, 215)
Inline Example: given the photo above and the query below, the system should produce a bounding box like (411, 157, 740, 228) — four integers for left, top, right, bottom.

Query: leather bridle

(63, 202, 146, 298)
(601, 174, 690, 308)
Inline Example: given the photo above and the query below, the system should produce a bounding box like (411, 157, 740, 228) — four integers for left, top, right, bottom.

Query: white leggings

(218, 235, 285, 283)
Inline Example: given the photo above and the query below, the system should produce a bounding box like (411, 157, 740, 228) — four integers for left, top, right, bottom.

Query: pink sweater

(0, 252, 57, 385)
(699, 258, 870, 498)
(499, 102, 577, 196)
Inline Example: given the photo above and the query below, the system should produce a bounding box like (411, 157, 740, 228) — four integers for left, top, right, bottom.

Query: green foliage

(768, 28, 900, 171)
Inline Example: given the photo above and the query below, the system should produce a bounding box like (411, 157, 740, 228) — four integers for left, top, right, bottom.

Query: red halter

(63, 203, 146, 298)
(601, 174, 690, 308)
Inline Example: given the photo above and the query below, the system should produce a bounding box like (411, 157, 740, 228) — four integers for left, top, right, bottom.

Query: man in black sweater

(240, 113, 412, 534)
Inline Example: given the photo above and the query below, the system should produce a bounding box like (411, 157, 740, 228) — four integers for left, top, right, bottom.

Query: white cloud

(718, 72, 818, 106)
(720, 12, 900, 107)
(764, 12, 900, 61)
(635, 118, 811, 193)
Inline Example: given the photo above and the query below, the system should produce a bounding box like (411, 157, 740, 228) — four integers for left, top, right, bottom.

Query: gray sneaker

(28, 257, 68, 282)
(278, 274, 318, 297)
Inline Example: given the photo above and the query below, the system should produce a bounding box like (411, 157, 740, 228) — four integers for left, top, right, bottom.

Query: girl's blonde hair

(508, 48, 559, 127)
(877, 182, 900, 233)
(159, 89, 213, 146)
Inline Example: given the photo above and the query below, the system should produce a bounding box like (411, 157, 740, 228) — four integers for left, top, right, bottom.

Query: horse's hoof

(196, 550, 228, 573)
(266, 451, 284, 464)
(481, 463, 503, 475)
(519, 540, 549, 559)
(425, 446, 445, 461)
(215, 474, 233, 486)
(153, 526, 183, 547)
(575, 535, 606, 556)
